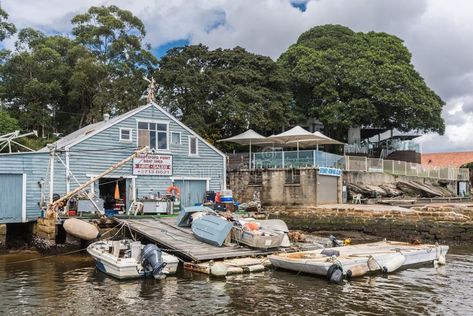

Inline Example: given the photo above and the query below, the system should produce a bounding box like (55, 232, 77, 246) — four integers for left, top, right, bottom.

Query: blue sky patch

(152, 39, 190, 59)
(290, 0, 309, 12)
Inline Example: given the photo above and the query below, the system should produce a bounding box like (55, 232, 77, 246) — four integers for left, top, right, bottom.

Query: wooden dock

(116, 217, 278, 262)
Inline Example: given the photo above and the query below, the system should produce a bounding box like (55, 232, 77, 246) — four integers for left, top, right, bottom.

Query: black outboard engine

(141, 244, 167, 278)
(329, 235, 343, 247)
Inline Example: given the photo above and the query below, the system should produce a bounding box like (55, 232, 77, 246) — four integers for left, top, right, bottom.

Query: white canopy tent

(286, 131, 343, 147)
(267, 126, 323, 143)
(268, 126, 327, 164)
(219, 127, 345, 169)
(285, 131, 344, 166)
(218, 129, 269, 170)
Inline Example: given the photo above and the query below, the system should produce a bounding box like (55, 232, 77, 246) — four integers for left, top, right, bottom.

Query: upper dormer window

(119, 128, 132, 142)
(171, 132, 181, 145)
(189, 136, 198, 156)
(137, 121, 168, 150)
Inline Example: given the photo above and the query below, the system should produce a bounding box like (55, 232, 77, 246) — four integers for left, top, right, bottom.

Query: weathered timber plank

(117, 218, 278, 261)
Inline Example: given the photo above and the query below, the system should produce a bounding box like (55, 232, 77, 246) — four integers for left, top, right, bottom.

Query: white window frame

(136, 119, 170, 151)
(119, 128, 133, 142)
(188, 135, 199, 156)
(171, 132, 181, 145)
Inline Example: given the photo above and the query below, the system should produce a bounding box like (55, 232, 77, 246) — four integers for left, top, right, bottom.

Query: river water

(0, 246, 472, 316)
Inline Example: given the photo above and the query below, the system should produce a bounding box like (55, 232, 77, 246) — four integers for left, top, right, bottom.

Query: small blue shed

(0, 102, 226, 223)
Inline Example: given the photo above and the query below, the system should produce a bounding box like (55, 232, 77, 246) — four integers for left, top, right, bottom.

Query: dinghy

(258, 219, 291, 247)
(232, 223, 284, 249)
(176, 205, 214, 227)
(87, 239, 179, 279)
(269, 240, 448, 281)
(191, 215, 233, 247)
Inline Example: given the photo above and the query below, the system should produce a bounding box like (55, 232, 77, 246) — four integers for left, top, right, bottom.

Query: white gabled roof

(39, 102, 225, 158)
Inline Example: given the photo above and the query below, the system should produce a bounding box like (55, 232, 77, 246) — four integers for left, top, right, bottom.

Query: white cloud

(1, 0, 472, 153)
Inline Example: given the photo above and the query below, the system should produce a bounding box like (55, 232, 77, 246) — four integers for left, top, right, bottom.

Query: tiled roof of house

(421, 151, 473, 167)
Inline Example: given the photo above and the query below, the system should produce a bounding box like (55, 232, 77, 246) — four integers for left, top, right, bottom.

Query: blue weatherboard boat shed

(0, 102, 226, 223)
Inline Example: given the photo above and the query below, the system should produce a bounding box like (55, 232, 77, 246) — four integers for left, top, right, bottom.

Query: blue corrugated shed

(0, 102, 225, 223)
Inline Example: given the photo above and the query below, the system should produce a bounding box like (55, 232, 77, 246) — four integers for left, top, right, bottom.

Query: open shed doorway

(98, 177, 127, 213)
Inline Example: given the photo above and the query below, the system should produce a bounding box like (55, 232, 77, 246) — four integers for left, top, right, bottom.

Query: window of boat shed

(137, 120, 169, 150)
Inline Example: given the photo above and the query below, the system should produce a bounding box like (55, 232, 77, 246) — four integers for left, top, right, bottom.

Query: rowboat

(191, 214, 233, 247)
(87, 239, 179, 279)
(269, 240, 448, 282)
(232, 225, 284, 249)
(176, 205, 214, 227)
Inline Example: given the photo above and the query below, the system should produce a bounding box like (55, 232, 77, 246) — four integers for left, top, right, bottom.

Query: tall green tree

(156, 44, 292, 144)
(278, 25, 445, 139)
(0, 28, 103, 134)
(71, 5, 157, 114)
(0, 8, 16, 41)
(0, 109, 19, 134)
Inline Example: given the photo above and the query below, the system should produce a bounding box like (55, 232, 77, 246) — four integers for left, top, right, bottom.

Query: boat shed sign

(133, 154, 173, 176)
(319, 167, 342, 177)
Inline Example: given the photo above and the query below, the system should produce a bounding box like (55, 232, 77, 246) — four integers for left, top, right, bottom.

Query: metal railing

(251, 150, 469, 181)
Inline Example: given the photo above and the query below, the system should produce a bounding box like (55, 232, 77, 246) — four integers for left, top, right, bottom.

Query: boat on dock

(87, 239, 179, 280)
(191, 215, 233, 247)
(269, 240, 448, 281)
(231, 225, 284, 249)
(176, 205, 213, 227)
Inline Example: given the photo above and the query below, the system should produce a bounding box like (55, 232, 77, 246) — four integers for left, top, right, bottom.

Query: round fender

(326, 263, 343, 283)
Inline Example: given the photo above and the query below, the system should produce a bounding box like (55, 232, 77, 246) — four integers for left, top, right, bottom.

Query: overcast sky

(2, 0, 472, 153)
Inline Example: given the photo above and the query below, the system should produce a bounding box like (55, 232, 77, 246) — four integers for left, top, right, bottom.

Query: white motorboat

(87, 239, 179, 280)
(269, 240, 448, 282)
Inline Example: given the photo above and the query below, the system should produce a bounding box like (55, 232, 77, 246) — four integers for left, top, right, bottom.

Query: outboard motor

(329, 235, 344, 247)
(141, 244, 167, 278)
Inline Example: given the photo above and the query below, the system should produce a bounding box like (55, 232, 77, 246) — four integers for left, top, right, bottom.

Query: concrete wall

(229, 168, 342, 207)
(271, 205, 473, 244)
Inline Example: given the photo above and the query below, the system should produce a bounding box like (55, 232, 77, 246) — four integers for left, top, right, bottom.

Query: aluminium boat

(191, 214, 233, 247)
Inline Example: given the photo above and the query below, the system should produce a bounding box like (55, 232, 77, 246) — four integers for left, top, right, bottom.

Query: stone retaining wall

(268, 204, 473, 244)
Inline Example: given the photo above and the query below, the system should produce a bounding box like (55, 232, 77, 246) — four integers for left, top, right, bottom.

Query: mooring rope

(1, 248, 87, 265)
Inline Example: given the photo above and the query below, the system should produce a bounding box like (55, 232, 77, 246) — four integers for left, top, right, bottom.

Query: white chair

(352, 194, 362, 204)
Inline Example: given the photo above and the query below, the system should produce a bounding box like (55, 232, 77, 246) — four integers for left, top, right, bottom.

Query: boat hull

(87, 241, 179, 280)
(269, 241, 449, 277)
(191, 215, 233, 247)
(232, 227, 284, 249)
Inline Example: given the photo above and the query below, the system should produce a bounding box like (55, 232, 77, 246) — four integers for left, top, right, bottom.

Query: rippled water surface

(0, 247, 472, 315)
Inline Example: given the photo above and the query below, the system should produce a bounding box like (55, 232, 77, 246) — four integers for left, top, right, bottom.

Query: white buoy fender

(437, 254, 446, 265)
(63, 218, 99, 241)
(369, 253, 406, 273)
(210, 262, 228, 277)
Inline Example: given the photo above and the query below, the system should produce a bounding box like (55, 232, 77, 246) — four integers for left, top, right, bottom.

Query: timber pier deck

(116, 217, 278, 262)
